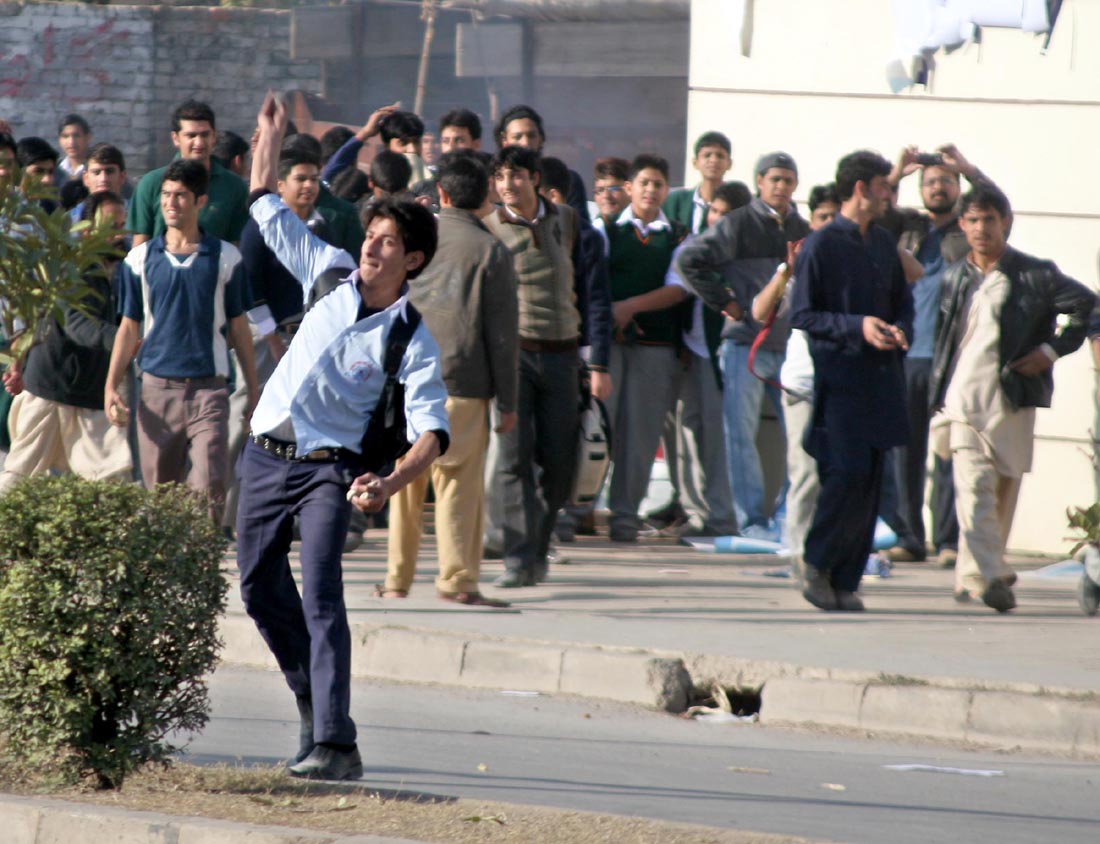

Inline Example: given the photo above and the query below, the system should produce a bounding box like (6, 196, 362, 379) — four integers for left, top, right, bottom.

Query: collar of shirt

(502, 196, 546, 224)
(617, 206, 671, 238)
(149, 232, 215, 258)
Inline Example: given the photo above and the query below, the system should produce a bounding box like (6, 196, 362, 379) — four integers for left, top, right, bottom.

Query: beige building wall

(688, 0, 1100, 554)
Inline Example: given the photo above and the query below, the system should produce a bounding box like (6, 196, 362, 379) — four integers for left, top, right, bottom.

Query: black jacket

(930, 246, 1096, 412)
(23, 264, 120, 410)
(676, 198, 809, 351)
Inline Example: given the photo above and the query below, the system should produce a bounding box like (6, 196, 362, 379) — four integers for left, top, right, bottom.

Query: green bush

(0, 477, 229, 788)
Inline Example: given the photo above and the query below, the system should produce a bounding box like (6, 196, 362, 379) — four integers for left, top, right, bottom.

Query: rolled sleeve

(250, 194, 357, 298)
(398, 325, 451, 444)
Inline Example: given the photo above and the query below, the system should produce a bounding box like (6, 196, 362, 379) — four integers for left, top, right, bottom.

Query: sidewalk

(220, 526, 1100, 755)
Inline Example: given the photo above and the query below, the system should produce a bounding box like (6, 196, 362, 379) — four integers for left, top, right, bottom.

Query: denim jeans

(721, 341, 786, 530)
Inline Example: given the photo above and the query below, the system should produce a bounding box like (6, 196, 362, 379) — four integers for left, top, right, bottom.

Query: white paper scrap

(884, 764, 1004, 777)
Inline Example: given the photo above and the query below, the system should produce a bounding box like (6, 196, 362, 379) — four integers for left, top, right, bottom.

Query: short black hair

(491, 145, 540, 178)
(437, 153, 488, 210)
(162, 159, 208, 199)
(713, 181, 752, 210)
(693, 131, 731, 157)
(360, 198, 438, 280)
(320, 126, 355, 165)
(58, 113, 91, 137)
(379, 111, 425, 145)
(593, 156, 629, 182)
(171, 100, 216, 132)
(808, 183, 840, 212)
(16, 137, 58, 167)
(628, 154, 669, 181)
(331, 167, 370, 203)
(370, 150, 413, 195)
(86, 143, 126, 171)
(0, 132, 15, 156)
(282, 132, 322, 160)
(834, 150, 891, 202)
(59, 180, 89, 211)
(80, 190, 125, 223)
(213, 130, 248, 166)
(277, 149, 321, 182)
(495, 104, 545, 146)
(473, 150, 494, 171)
(538, 156, 572, 198)
(438, 108, 482, 141)
(960, 182, 1012, 219)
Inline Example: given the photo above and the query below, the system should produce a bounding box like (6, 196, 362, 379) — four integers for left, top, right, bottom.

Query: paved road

(183, 667, 1100, 844)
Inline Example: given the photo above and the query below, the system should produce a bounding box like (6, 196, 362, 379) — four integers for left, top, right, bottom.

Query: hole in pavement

(687, 684, 762, 717)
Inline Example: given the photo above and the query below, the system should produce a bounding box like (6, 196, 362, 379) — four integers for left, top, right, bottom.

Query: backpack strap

(378, 304, 422, 428)
(382, 303, 421, 376)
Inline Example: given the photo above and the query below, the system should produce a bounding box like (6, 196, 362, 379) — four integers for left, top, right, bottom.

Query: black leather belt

(519, 337, 579, 353)
(251, 433, 350, 463)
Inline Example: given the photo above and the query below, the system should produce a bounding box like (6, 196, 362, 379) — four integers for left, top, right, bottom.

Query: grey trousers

(606, 343, 681, 534)
(674, 353, 736, 534)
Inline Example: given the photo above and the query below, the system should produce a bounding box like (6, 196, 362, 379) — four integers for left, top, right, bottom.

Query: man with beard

(790, 150, 913, 612)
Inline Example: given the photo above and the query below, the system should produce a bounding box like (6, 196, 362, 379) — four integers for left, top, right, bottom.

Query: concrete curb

(760, 676, 1100, 754)
(1, 793, 424, 844)
(218, 616, 1100, 755)
(221, 616, 693, 711)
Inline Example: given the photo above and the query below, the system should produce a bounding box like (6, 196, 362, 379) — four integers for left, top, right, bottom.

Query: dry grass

(0, 759, 811, 844)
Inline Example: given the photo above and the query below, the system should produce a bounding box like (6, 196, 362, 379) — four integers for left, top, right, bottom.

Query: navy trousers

(235, 439, 357, 746)
(804, 444, 886, 594)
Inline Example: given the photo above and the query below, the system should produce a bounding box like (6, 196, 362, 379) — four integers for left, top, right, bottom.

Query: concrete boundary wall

(0, 1, 322, 174)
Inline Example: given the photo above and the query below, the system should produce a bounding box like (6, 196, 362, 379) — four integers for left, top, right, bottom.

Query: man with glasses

(590, 156, 630, 248)
(886, 144, 995, 568)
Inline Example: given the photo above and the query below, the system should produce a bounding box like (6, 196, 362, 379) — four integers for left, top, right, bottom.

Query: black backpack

(356, 305, 422, 474)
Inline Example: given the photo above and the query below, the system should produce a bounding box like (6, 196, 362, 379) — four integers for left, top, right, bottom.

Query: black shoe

(288, 744, 363, 780)
(645, 499, 686, 527)
(482, 545, 504, 561)
(834, 590, 865, 612)
(494, 570, 533, 588)
(294, 696, 313, 764)
(574, 511, 597, 536)
(802, 565, 839, 611)
(609, 526, 638, 543)
(980, 580, 1016, 613)
(555, 527, 576, 543)
(532, 558, 549, 584)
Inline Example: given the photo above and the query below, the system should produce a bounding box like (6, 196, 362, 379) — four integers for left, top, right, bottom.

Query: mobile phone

(916, 152, 943, 166)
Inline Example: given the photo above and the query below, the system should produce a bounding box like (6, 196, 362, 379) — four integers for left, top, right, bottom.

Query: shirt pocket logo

(345, 360, 375, 384)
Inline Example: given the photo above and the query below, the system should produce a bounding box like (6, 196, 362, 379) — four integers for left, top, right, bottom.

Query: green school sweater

(606, 220, 687, 345)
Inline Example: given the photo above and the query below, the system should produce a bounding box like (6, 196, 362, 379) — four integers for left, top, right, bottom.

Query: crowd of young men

(2, 94, 1099, 775)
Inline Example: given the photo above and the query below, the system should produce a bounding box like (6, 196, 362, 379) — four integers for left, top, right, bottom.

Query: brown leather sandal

(437, 590, 510, 608)
(372, 584, 408, 599)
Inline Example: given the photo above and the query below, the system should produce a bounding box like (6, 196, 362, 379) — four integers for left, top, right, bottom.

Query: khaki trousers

(0, 390, 132, 494)
(138, 374, 230, 523)
(386, 396, 489, 594)
(950, 427, 1021, 597)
